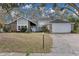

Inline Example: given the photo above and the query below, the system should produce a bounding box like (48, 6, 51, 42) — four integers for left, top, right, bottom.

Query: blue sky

(21, 3, 65, 9)
(19, 3, 75, 14)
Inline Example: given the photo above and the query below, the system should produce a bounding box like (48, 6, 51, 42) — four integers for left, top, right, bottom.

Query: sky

(4, 3, 78, 24)
(19, 3, 75, 14)
(21, 3, 63, 9)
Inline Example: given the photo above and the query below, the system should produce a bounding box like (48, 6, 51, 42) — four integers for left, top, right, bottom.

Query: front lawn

(0, 33, 52, 53)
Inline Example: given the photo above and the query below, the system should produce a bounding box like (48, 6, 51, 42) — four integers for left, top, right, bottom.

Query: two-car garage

(51, 23, 72, 33)
(48, 19, 73, 33)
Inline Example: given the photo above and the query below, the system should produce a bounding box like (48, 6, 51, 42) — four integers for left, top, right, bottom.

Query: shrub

(20, 26, 27, 32)
(71, 30, 77, 33)
(3, 26, 10, 32)
(71, 23, 79, 33)
(74, 23, 78, 30)
(41, 26, 49, 32)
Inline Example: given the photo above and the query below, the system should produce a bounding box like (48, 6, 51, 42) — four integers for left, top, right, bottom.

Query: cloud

(22, 4, 32, 9)
(47, 8, 55, 14)
(50, 8, 55, 13)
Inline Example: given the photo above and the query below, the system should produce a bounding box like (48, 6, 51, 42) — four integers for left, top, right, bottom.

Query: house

(48, 19, 74, 33)
(4, 15, 74, 33)
(3, 7, 37, 32)
(5, 16, 52, 32)
(5, 17, 37, 32)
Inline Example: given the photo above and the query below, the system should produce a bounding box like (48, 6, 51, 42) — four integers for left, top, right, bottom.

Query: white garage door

(52, 23, 71, 33)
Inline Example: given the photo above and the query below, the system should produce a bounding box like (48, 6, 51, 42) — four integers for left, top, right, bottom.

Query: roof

(50, 19, 69, 23)
(37, 16, 52, 21)
(13, 17, 28, 23)
(5, 16, 27, 24)
(7, 16, 37, 25)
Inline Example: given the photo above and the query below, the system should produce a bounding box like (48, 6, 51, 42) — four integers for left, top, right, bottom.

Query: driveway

(51, 34, 79, 56)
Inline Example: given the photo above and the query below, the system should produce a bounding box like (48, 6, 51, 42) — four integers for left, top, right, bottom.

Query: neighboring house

(48, 19, 74, 33)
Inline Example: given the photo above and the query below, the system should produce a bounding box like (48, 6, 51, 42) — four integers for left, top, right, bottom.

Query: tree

(40, 3, 46, 7)
(52, 3, 79, 17)
(0, 19, 4, 32)
(68, 3, 79, 14)
(67, 15, 79, 32)
(39, 4, 46, 16)
(1, 3, 19, 13)
(0, 4, 19, 22)
(66, 3, 79, 17)
(67, 15, 76, 22)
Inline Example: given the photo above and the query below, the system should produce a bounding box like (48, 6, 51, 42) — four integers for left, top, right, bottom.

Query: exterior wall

(47, 24, 52, 32)
(4, 24, 10, 29)
(77, 24, 79, 30)
(9, 21, 17, 32)
(71, 24, 74, 31)
(27, 21, 31, 32)
(17, 18, 28, 31)
(51, 23, 71, 33)
(36, 27, 42, 32)
(31, 26, 37, 32)
(37, 20, 49, 27)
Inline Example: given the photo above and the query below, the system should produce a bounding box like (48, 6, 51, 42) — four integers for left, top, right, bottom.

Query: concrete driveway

(51, 34, 79, 56)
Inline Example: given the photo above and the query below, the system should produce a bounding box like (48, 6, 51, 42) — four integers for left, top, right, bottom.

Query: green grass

(0, 33, 52, 53)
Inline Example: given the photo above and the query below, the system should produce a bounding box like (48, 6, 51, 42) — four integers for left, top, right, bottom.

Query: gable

(17, 17, 28, 25)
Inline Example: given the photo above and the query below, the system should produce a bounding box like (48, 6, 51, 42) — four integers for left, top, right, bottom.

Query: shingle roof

(50, 19, 69, 23)
(37, 16, 52, 21)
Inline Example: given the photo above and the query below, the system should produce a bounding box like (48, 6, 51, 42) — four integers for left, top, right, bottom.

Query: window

(18, 26, 27, 30)
(21, 26, 24, 28)
(18, 26, 21, 30)
(25, 26, 27, 28)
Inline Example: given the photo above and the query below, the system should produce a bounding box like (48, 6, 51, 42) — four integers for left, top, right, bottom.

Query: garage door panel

(52, 23, 71, 33)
